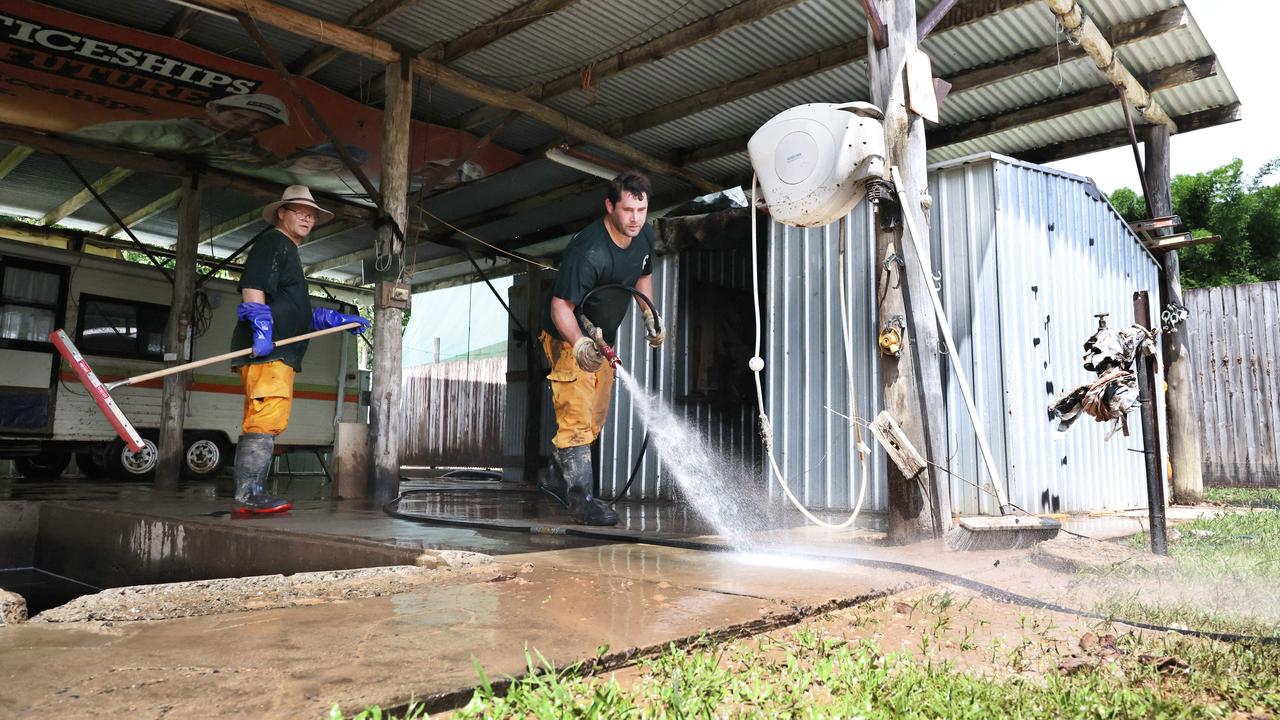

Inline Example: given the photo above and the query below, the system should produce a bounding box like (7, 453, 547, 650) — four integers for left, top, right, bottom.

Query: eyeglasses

(284, 206, 317, 222)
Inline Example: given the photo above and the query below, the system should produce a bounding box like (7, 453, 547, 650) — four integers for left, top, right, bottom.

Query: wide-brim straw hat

(262, 185, 334, 226)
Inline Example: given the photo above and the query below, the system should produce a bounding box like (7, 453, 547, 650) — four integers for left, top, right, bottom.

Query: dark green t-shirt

(543, 218, 653, 346)
(231, 227, 312, 372)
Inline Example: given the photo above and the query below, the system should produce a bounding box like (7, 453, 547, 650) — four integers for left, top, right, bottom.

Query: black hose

(571, 283, 661, 503)
(382, 489, 1280, 646)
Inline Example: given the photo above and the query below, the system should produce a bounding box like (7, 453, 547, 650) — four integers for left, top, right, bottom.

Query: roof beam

(679, 54, 1216, 167)
(430, 0, 580, 63)
(161, 7, 201, 39)
(0, 145, 33, 181)
(201, 208, 262, 243)
(1016, 102, 1242, 165)
(39, 167, 135, 226)
(185, 0, 717, 192)
(101, 188, 183, 238)
(916, 0, 960, 42)
(612, 2, 1052, 140)
(289, 0, 420, 77)
(927, 55, 1216, 149)
(0, 123, 377, 223)
(451, 0, 813, 130)
(1044, 0, 1175, 130)
(945, 4, 1188, 95)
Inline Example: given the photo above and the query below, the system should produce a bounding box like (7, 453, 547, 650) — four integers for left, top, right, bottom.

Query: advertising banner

(0, 2, 522, 197)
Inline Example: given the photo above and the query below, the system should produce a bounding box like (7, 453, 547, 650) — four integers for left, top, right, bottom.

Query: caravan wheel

(105, 438, 158, 482)
(182, 436, 228, 481)
(14, 451, 72, 480)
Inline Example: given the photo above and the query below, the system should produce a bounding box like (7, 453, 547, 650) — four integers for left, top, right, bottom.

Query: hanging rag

(1049, 323, 1154, 439)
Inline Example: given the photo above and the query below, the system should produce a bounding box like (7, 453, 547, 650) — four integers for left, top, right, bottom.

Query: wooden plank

(1145, 233, 1219, 253)
(0, 145, 33, 181)
(290, 0, 421, 77)
(160, 7, 201, 39)
(40, 167, 135, 226)
(190, 0, 716, 192)
(1016, 103, 1242, 165)
(0, 122, 377, 222)
(916, 0, 960, 41)
(1263, 284, 1280, 483)
(944, 5, 1186, 95)
(101, 188, 183, 238)
(1043, 0, 1176, 129)
(926, 55, 1216, 149)
(434, 0, 579, 62)
(1246, 284, 1275, 482)
(201, 208, 262, 244)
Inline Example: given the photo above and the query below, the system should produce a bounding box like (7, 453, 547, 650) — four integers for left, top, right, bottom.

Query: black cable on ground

(382, 489, 1280, 646)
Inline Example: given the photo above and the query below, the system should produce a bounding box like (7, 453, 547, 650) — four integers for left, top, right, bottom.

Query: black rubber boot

(232, 434, 291, 514)
(553, 445, 618, 526)
(538, 460, 571, 509)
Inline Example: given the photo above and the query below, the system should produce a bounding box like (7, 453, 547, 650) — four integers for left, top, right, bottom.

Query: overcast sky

(1048, 0, 1278, 194)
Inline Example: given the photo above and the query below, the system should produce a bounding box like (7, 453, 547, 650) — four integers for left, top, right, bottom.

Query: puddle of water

(0, 568, 100, 616)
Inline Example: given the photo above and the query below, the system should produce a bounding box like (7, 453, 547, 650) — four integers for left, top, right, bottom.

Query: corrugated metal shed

(765, 153, 1166, 514)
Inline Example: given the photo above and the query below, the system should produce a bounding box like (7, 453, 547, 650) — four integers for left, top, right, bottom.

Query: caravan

(0, 237, 362, 481)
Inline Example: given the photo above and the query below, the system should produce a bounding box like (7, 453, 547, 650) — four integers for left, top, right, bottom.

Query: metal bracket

(866, 178, 899, 230)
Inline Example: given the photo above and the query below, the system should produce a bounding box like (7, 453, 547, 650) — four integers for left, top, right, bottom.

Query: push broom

(50, 322, 362, 453)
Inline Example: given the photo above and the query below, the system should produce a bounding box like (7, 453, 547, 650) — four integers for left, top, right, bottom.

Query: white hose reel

(747, 101, 887, 228)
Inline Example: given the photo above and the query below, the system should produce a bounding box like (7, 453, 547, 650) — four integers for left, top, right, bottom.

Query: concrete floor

(0, 470, 1212, 718)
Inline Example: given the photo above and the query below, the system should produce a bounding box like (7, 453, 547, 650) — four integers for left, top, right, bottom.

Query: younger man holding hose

(540, 170, 665, 526)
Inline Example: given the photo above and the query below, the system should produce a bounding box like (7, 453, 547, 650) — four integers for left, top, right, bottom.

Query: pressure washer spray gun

(578, 314, 622, 368)
(574, 283, 664, 370)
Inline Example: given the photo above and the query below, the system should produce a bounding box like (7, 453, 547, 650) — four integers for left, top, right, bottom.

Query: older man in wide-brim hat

(230, 185, 369, 514)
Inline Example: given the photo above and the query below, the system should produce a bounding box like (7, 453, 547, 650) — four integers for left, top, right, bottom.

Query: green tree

(1111, 158, 1280, 286)
(1108, 158, 1280, 288)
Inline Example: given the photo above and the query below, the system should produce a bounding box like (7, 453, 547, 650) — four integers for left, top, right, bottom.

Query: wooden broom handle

(108, 322, 361, 389)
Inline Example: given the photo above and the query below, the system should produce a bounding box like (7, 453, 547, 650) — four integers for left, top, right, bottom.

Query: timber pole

(1143, 124, 1203, 503)
(870, 0, 952, 542)
(155, 174, 200, 488)
(368, 58, 411, 502)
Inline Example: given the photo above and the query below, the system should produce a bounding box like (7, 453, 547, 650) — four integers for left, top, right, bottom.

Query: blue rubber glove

(237, 302, 274, 357)
(312, 307, 371, 335)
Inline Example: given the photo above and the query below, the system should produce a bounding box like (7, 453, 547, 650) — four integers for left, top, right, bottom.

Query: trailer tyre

(105, 438, 158, 482)
(14, 451, 72, 480)
(75, 447, 107, 478)
(181, 435, 228, 481)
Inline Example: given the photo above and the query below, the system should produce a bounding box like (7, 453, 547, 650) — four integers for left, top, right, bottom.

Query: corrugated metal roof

(0, 0, 1242, 286)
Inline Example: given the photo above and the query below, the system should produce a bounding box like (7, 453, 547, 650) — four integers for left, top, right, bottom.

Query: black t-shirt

(230, 227, 313, 372)
(543, 217, 653, 346)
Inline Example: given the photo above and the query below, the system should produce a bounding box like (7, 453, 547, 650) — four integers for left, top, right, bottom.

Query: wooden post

(368, 58, 411, 502)
(1143, 124, 1203, 503)
(869, 0, 951, 542)
(155, 174, 199, 488)
(523, 266, 544, 485)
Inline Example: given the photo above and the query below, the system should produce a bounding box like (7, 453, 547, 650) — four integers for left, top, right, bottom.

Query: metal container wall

(766, 204, 887, 511)
(765, 153, 1166, 515)
(598, 248, 764, 501)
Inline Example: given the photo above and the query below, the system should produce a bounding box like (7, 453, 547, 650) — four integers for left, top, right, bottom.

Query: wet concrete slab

(0, 551, 856, 718)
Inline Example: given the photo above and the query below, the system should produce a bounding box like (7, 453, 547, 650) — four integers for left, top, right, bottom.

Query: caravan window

(0, 260, 64, 348)
(76, 295, 169, 361)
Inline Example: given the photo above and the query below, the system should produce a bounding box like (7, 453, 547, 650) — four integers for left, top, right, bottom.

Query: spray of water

(615, 367, 779, 549)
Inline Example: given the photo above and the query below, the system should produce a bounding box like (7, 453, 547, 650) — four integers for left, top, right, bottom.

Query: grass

(1086, 487, 1280, 637)
(1205, 486, 1280, 509)
(435, 599, 1280, 719)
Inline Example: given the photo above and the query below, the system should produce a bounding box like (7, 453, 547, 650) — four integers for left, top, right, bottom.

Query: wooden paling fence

(401, 358, 506, 468)
(1185, 280, 1280, 487)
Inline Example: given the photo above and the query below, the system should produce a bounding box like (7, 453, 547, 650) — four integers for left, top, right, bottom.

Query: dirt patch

(1031, 536, 1174, 574)
(32, 551, 500, 623)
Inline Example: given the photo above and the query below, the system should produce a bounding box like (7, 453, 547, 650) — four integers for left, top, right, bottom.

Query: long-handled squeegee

(50, 322, 361, 453)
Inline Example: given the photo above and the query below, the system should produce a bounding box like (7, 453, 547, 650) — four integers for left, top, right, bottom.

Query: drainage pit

(0, 501, 426, 622)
